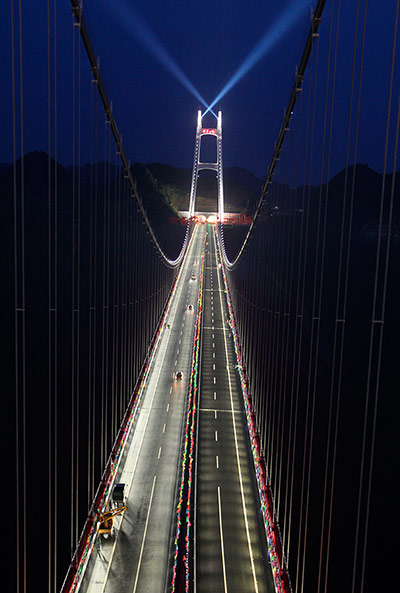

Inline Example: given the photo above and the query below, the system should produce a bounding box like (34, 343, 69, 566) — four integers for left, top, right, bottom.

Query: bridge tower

(188, 110, 224, 222)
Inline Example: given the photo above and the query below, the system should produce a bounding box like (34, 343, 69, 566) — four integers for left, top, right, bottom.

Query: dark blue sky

(0, 0, 398, 179)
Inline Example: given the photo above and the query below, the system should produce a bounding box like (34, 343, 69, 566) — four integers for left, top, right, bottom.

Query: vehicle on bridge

(112, 483, 126, 506)
(175, 371, 183, 380)
(97, 505, 126, 537)
(187, 304, 193, 311)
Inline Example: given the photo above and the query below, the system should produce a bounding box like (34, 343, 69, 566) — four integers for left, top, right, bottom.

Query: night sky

(0, 1, 398, 179)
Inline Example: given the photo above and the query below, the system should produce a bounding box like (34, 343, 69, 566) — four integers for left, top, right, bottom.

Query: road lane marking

(200, 407, 242, 414)
(132, 475, 157, 593)
(217, 486, 228, 593)
(162, 423, 166, 434)
(215, 230, 259, 593)
(97, 230, 198, 590)
(215, 430, 218, 441)
(158, 447, 162, 459)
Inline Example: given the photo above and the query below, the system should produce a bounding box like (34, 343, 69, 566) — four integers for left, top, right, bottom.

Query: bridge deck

(79, 223, 274, 593)
(194, 228, 274, 593)
(80, 225, 205, 593)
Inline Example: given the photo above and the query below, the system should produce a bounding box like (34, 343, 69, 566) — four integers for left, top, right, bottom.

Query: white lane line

(99, 231, 200, 590)
(213, 377, 216, 384)
(158, 447, 162, 459)
(216, 455, 219, 469)
(213, 364, 216, 370)
(217, 486, 228, 593)
(200, 407, 242, 414)
(162, 423, 166, 434)
(177, 349, 180, 354)
(214, 392, 217, 400)
(175, 360, 177, 366)
(213, 352, 215, 358)
(166, 403, 170, 412)
(215, 410, 217, 420)
(215, 230, 259, 593)
(215, 430, 218, 442)
(132, 475, 157, 593)
(170, 386, 173, 394)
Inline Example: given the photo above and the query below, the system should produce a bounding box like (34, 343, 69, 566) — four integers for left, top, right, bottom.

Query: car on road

(176, 371, 183, 380)
(191, 273, 196, 280)
(187, 304, 193, 311)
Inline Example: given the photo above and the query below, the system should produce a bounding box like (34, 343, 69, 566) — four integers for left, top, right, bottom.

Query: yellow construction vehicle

(97, 505, 126, 536)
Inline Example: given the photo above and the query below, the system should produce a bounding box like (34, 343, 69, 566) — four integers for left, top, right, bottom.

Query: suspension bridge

(6, 1, 399, 593)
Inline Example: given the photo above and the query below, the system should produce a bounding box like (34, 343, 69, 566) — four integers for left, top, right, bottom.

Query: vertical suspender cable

(296, 35, 320, 593)
(300, 0, 337, 584)
(287, 39, 314, 577)
(53, 2, 58, 585)
(356, 3, 399, 592)
(324, 1, 364, 591)
(12, 0, 27, 590)
(70, 12, 76, 553)
(316, 2, 341, 591)
(46, 2, 59, 589)
(282, 92, 301, 560)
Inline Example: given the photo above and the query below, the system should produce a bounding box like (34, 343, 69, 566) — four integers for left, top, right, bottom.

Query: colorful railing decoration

(215, 230, 292, 593)
(171, 232, 206, 593)
(61, 226, 195, 593)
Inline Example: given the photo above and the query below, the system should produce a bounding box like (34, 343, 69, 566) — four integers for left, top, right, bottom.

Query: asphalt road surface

(80, 224, 206, 593)
(79, 222, 274, 593)
(194, 227, 275, 593)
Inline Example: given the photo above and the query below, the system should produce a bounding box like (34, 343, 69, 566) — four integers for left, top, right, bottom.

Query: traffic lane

(100, 226, 205, 592)
(102, 321, 194, 593)
(82, 225, 205, 592)
(129, 225, 206, 592)
(195, 229, 272, 593)
(212, 230, 273, 593)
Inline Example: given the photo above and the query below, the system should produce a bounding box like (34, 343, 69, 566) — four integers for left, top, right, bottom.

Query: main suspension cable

(219, 0, 327, 269)
(69, 0, 190, 268)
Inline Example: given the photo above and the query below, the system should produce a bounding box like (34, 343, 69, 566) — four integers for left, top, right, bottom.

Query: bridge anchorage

(188, 110, 225, 223)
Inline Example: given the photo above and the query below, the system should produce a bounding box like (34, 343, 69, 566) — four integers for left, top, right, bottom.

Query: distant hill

(144, 163, 262, 213)
(1, 157, 262, 218)
(261, 164, 399, 235)
(3, 156, 397, 232)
